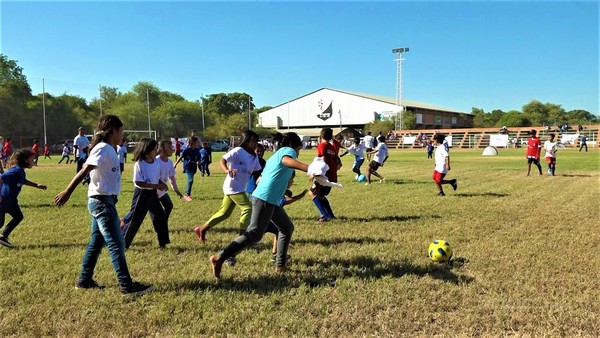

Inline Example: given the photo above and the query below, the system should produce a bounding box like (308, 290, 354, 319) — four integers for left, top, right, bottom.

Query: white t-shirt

(363, 135, 375, 149)
(373, 143, 388, 165)
(347, 143, 366, 159)
(85, 142, 121, 197)
(156, 156, 175, 198)
(544, 141, 557, 158)
(117, 144, 127, 164)
(132, 160, 161, 190)
(435, 145, 449, 174)
(221, 147, 262, 195)
(74, 134, 90, 157)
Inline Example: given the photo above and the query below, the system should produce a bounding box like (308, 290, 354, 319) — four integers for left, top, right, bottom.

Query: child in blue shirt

(0, 149, 47, 248)
(199, 142, 212, 177)
(209, 132, 309, 279)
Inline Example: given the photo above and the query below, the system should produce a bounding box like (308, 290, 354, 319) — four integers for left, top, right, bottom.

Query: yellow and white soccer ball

(428, 240, 453, 263)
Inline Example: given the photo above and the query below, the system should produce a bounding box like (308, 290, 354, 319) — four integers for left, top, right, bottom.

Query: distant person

(339, 137, 366, 178)
(32, 139, 40, 166)
(117, 138, 127, 174)
(0, 137, 4, 174)
(363, 131, 376, 161)
(526, 129, 542, 176)
(173, 137, 200, 201)
(43, 143, 51, 160)
(543, 133, 558, 176)
(74, 127, 91, 175)
(426, 140, 434, 159)
(54, 115, 153, 296)
(58, 143, 71, 164)
(432, 134, 457, 196)
(174, 137, 182, 161)
(199, 142, 212, 177)
(579, 134, 588, 152)
(365, 135, 389, 185)
(0, 149, 47, 248)
(2, 137, 13, 169)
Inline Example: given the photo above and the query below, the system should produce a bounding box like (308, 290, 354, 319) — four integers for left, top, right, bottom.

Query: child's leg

(185, 172, 195, 197)
(205, 164, 211, 177)
(123, 189, 151, 248)
(272, 234, 278, 256)
(84, 196, 132, 287)
(158, 194, 174, 220)
(320, 197, 335, 219)
(371, 169, 383, 181)
(147, 195, 170, 247)
(0, 206, 24, 239)
(196, 195, 236, 242)
(229, 192, 252, 234)
(210, 199, 275, 279)
(535, 160, 542, 175)
(271, 207, 295, 270)
(365, 166, 372, 184)
(527, 162, 532, 176)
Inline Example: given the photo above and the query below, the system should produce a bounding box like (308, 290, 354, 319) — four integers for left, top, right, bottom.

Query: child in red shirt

(525, 129, 542, 176)
(310, 128, 337, 222)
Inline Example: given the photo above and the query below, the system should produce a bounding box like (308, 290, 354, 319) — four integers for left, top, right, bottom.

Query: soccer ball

(356, 174, 367, 182)
(428, 239, 453, 263)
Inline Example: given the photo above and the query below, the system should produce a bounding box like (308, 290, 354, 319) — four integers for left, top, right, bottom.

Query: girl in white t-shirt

(365, 136, 389, 185)
(54, 115, 153, 296)
(121, 138, 169, 248)
(194, 131, 262, 254)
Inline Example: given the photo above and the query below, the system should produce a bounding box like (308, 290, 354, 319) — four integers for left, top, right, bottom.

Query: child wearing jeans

(194, 131, 262, 266)
(174, 137, 199, 201)
(0, 149, 47, 248)
(54, 115, 153, 296)
(121, 138, 169, 248)
(209, 132, 309, 279)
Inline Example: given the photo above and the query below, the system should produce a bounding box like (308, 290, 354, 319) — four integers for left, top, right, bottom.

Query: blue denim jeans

(185, 171, 195, 196)
(79, 195, 132, 287)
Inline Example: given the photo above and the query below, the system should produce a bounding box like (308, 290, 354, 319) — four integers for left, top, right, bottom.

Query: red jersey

(526, 137, 541, 159)
(331, 139, 342, 155)
(3, 141, 12, 157)
(175, 140, 182, 151)
(44, 145, 50, 155)
(317, 141, 337, 181)
(32, 143, 39, 156)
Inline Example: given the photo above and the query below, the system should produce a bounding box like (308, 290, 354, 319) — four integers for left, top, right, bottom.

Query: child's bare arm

(55, 164, 95, 206)
(24, 179, 47, 190)
(168, 175, 183, 198)
(284, 189, 308, 205)
(281, 156, 308, 172)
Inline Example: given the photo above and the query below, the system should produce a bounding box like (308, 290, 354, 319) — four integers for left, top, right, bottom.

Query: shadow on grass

(19, 242, 86, 250)
(389, 179, 431, 185)
(455, 192, 509, 198)
(21, 203, 87, 208)
(292, 236, 391, 246)
(294, 215, 426, 223)
(172, 255, 473, 294)
(561, 174, 593, 178)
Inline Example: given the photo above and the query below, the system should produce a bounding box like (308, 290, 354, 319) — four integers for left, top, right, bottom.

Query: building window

(452, 117, 457, 125)
(416, 113, 423, 124)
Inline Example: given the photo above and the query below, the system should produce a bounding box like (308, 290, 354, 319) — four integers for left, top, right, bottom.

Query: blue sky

(1, 1, 598, 115)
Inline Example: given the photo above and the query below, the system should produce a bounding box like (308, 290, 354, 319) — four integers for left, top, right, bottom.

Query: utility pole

(392, 47, 409, 130)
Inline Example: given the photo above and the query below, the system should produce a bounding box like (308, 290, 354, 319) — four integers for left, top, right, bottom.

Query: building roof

(270, 87, 469, 115)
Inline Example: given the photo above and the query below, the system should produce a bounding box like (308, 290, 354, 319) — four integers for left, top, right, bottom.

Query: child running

(194, 131, 262, 263)
(121, 138, 169, 249)
(43, 143, 51, 160)
(340, 136, 367, 178)
(209, 132, 309, 280)
(245, 143, 266, 196)
(58, 142, 70, 164)
(32, 139, 40, 166)
(54, 115, 153, 296)
(174, 137, 199, 201)
(309, 127, 337, 222)
(0, 149, 47, 248)
(543, 133, 558, 176)
(432, 134, 457, 196)
(365, 135, 389, 185)
(199, 142, 212, 177)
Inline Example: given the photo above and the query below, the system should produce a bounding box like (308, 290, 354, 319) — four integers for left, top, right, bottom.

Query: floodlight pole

(146, 88, 152, 135)
(98, 84, 103, 117)
(392, 47, 409, 130)
(200, 94, 205, 132)
(42, 78, 47, 145)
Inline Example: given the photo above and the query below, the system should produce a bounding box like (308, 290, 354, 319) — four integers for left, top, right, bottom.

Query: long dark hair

(133, 138, 158, 162)
(89, 115, 123, 151)
(239, 130, 259, 154)
(273, 132, 302, 150)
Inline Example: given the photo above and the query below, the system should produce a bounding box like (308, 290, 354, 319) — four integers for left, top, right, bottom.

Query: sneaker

(76, 279, 105, 289)
(437, 192, 446, 196)
(0, 236, 13, 248)
(317, 217, 331, 223)
(183, 195, 192, 201)
(379, 178, 386, 183)
(451, 179, 458, 191)
(224, 257, 236, 266)
(120, 281, 154, 296)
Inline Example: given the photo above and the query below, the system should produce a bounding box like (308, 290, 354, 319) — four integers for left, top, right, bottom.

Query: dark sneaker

(0, 236, 13, 248)
(76, 279, 105, 289)
(437, 192, 446, 196)
(451, 179, 458, 191)
(224, 257, 236, 266)
(120, 281, 154, 296)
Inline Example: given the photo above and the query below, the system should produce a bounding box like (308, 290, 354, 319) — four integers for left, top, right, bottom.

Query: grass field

(0, 147, 599, 337)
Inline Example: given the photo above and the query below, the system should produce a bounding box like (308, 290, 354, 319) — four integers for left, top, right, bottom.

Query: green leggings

(205, 193, 252, 231)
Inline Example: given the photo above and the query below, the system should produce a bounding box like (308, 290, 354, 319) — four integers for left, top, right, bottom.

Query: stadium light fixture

(392, 47, 409, 130)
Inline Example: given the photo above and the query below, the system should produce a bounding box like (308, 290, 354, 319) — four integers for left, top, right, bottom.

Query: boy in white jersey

(543, 133, 558, 176)
(365, 136, 389, 185)
(340, 137, 367, 177)
(432, 134, 457, 196)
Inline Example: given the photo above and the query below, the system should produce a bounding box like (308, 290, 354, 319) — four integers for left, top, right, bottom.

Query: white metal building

(258, 88, 470, 136)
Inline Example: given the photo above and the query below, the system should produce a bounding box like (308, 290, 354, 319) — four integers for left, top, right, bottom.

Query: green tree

(0, 54, 32, 136)
(402, 110, 416, 130)
(497, 110, 530, 127)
